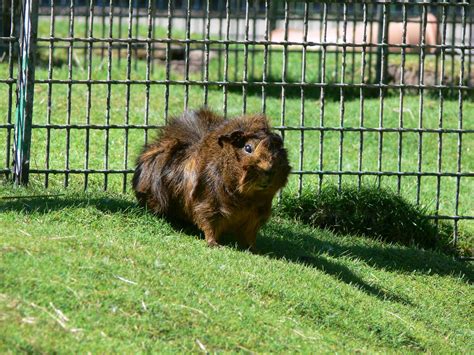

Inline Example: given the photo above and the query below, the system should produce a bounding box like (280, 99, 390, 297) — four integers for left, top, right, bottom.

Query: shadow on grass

(1, 191, 472, 296)
(0, 194, 138, 215)
(215, 73, 381, 101)
(211, 72, 474, 102)
(258, 225, 415, 304)
(259, 222, 473, 285)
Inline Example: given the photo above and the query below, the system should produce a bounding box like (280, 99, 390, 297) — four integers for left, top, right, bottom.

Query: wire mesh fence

(0, 0, 473, 246)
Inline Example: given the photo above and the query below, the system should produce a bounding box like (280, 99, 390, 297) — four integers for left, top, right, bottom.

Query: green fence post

(13, 0, 38, 185)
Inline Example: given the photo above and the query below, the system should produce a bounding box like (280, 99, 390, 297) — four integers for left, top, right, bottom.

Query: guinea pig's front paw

(206, 240, 222, 248)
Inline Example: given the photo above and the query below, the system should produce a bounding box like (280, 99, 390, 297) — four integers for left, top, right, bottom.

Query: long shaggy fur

(133, 108, 291, 249)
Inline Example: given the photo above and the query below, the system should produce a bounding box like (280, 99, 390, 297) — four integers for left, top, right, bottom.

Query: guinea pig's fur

(132, 108, 291, 250)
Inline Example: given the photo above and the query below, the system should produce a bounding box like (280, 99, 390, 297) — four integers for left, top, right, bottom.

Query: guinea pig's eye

(244, 144, 253, 154)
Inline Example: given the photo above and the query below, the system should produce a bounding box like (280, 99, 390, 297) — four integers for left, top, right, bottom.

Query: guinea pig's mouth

(254, 170, 277, 190)
(257, 183, 270, 190)
(242, 166, 281, 192)
(256, 176, 274, 190)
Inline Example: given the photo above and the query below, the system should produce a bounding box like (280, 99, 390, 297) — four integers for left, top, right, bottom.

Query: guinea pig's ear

(218, 130, 245, 148)
(270, 133, 283, 149)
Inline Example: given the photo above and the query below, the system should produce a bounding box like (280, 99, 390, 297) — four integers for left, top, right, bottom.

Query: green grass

(279, 185, 468, 256)
(1, 185, 473, 352)
(0, 19, 473, 351)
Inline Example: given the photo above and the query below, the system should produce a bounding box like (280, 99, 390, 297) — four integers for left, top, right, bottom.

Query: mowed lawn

(1, 186, 473, 352)
(1, 18, 474, 352)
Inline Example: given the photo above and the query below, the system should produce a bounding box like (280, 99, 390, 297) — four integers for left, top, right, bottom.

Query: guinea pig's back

(163, 109, 224, 146)
(133, 109, 225, 216)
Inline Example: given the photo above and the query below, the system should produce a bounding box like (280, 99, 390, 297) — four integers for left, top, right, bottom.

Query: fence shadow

(259, 222, 473, 284)
(257, 227, 413, 304)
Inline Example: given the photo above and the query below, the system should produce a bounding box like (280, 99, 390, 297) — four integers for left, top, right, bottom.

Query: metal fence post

(13, 0, 38, 185)
(1, 1, 20, 50)
(375, 3, 389, 86)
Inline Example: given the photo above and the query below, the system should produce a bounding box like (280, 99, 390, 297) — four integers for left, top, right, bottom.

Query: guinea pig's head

(218, 115, 291, 195)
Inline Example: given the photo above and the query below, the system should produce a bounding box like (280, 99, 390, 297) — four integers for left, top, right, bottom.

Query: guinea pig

(132, 108, 291, 250)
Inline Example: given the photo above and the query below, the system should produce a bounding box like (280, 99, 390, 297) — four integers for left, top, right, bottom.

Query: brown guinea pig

(132, 108, 291, 250)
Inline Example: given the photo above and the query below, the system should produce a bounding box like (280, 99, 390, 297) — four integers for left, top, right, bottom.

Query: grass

(280, 186, 449, 252)
(0, 18, 473, 351)
(1, 184, 473, 352)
